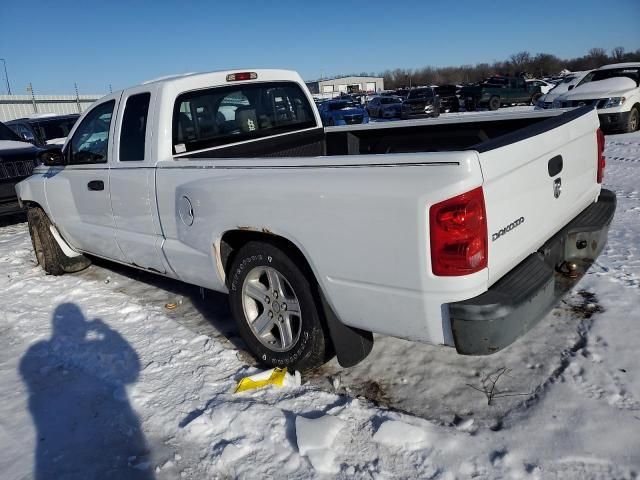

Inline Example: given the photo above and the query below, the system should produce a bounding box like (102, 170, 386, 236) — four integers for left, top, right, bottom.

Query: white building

(0, 94, 103, 122)
(305, 76, 384, 99)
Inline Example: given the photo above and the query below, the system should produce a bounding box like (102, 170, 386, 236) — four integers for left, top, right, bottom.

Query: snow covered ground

(1, 130, 640, 479)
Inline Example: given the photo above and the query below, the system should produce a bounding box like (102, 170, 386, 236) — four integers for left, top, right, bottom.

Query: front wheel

(228, 241, 329, 371)
(625, 106, 639, 133)
(27, 206, 90, 275)
(531, 93, 543, 106)
(488, 96, 501, 111)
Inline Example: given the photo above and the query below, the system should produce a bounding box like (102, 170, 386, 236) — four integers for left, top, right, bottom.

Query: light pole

(0, 58, 12, 95)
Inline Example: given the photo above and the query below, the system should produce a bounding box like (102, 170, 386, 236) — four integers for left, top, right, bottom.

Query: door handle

(87, 180, 104, 191)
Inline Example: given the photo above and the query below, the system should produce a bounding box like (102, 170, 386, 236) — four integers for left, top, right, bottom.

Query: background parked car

(459, 76, 543, 111)
(366, 96, 410, 119)
(6, 114, 80, 148)
(526, 79, 555, 95)
(0, 121, 41, 216)
(317, 99, 369, 126)
(550, 63, 640, 133)
(403, 87, 441, 117)
(434, 85, 460, 112)
(535, 71, 592, 109)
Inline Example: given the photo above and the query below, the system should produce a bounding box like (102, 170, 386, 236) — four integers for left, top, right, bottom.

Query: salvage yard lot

(1, 126, 639, 479)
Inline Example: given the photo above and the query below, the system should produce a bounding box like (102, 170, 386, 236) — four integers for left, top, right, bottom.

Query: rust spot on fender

(236, 226, 273, 235)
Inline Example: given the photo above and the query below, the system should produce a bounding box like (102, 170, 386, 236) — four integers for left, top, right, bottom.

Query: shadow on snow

(19, 303, 154, 479)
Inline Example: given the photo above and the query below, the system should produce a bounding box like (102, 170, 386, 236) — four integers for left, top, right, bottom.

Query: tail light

(429, 187, 488, 276)
(596, 128, 605, 184)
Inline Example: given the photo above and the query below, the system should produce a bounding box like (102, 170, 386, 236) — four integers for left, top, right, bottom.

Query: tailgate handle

(548, 155, 563, 177)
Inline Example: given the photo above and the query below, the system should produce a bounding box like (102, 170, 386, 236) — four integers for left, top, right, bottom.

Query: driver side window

(69, 100, 115, 165)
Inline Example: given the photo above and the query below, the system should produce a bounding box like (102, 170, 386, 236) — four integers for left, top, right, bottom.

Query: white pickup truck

(16, 69, 615, 370)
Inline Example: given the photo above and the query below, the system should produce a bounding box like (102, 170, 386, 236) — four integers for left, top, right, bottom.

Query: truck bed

(180, 109, 574, 159)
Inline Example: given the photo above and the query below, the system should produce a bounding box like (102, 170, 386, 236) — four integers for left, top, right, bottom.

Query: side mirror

(39, 147, 65, 166)
(568, 85, 575, 91)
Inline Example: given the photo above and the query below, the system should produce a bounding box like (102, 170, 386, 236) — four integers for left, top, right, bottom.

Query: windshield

(33, 117, 78, 141)
(407, 88, 432, 99)
(328, 101, 356, 111)
(560, 75, 578, 84)
(380, 97, 401, 104)
(586, 68, 640, 86)
(0, 122, 22, 141)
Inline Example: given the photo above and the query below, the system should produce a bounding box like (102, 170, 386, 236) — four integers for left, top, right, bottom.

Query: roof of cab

(142, 69, 303, 88)
(598, 62, 640, 70)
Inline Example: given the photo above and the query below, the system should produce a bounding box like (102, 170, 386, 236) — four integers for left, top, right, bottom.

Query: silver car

(366, 96, 409, 119)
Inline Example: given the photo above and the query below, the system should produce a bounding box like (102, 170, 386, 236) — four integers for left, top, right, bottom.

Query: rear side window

(173, 81, 316, 154)
(120, 92, 151, 161)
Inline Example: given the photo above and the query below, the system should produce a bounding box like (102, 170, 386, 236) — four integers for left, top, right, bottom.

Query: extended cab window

(173, 82, 316, 154)
(69, 100, 115, 165)
(120, 93, 151, 161)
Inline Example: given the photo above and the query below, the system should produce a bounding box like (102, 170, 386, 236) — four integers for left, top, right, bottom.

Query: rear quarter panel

(156, 152, 486, 345)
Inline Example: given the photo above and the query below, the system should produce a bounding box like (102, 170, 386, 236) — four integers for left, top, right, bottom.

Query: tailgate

(477, 107, 602, 285)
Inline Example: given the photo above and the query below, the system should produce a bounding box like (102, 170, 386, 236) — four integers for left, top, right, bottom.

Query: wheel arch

(218, 228, 373, 367)
(219, 229, 317, 289)
(21, 199, 44, 210)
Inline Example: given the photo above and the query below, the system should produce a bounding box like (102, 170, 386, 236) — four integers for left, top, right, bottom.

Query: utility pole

(0, 58, 11, 95)
(27, 83, 37, 113)
(74, 83, 81, 113)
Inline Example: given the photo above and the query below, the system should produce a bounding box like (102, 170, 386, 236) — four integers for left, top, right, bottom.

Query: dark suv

(0, 121, 41, 216)
(403, 87, 441, 117)
(6, 114, 79, 148)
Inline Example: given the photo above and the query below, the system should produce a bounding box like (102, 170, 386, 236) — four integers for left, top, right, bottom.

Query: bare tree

(377, 48, 640, 89)
(509, 51, 532, 73)
(612, 47, 625, 61)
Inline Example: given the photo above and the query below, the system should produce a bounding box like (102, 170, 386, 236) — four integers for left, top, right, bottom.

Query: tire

(227, 241, 329, 371)
(624, 106, 640, 133)
(531, 93, 543, 105)
(488, 96, 501, 111)
(466, 98, 476, 111)
(27, 206, 91, 275)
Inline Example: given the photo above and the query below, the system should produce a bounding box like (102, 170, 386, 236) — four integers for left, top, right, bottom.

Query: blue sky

(1, 0, 638, 95)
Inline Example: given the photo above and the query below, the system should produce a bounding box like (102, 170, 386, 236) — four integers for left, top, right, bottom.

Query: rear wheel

(625, 106, 640, 133)
(228, 241, 329, 371)
(27, 206, 90, 275)
(488, 96, 501, 111)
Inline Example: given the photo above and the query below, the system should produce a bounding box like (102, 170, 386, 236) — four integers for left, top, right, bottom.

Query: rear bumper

(598, 111, 629, 131)
(449, 189, 616, 355)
